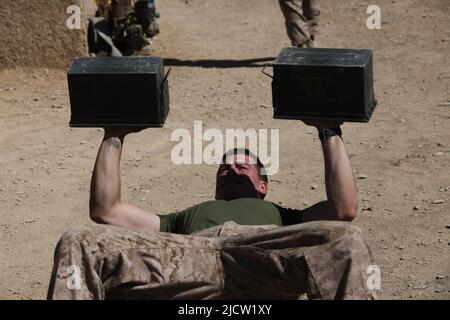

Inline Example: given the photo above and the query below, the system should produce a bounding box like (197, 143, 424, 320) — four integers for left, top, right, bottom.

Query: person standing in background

(279, 0, 320, 48)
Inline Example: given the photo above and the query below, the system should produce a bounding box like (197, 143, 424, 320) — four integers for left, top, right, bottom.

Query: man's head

(215, 148, 268, 201)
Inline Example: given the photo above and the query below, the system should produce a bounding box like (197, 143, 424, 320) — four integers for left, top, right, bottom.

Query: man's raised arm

(89, 128, 160, 231)
(301, 123, 358, 222)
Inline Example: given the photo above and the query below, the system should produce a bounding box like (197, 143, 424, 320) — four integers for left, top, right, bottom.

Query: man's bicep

(105, 203, 161, 231)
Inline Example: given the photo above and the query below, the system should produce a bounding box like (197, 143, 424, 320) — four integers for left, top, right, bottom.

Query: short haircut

(221, 148, 268, 184)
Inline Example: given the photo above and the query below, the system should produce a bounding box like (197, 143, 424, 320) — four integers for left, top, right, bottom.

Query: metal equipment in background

(88, 0, 160, 56)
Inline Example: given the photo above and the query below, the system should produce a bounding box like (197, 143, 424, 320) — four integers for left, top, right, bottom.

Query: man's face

(215, 154, 268, 201)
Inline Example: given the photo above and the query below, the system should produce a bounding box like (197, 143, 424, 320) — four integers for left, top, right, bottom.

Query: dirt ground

(0, 0, 86, 69)
(0, 0, 449, 300)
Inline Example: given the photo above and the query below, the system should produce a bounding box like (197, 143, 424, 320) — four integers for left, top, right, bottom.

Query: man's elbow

(89, 204, 115, 225)
(336, 204, 358, 222)
(90, 207, 106, 224)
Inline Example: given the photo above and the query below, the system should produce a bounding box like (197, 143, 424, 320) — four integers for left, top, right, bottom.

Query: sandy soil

(0, 0, 86, 69)
(0, 0, 449, 299)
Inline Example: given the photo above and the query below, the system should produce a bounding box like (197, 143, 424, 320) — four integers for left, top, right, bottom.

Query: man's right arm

(89, 129, 160, 231)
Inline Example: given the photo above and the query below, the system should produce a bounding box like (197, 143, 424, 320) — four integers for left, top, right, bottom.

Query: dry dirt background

(0, 0, 86, 69)
(0, 0, 449, 299)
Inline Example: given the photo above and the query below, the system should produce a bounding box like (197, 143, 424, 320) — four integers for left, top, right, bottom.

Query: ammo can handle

(160, 67, 172, 92)
(261, 66, 273, 79)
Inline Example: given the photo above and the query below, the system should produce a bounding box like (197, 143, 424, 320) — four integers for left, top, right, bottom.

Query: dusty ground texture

(0, 0, 449, 299)
(0, 0, 86, 69)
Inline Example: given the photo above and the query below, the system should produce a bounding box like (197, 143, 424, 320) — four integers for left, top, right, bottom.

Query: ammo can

(272, 47, 377, 122)
(67, 56, 170, 128)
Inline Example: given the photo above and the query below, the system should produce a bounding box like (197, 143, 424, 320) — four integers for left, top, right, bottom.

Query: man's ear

(258, 181, 268, 199)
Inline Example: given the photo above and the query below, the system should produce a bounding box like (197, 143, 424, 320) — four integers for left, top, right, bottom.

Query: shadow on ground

(163, 57, 277, 68)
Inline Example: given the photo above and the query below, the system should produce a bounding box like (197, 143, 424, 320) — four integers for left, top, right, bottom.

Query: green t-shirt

(158, 198, 303, 234)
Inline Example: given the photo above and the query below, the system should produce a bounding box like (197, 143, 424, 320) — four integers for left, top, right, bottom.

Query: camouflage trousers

(279, 0, 320, 46)
(47, 220, 375, 300)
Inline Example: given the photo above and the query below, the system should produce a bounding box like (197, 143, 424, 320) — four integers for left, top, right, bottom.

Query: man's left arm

(302, 124, 358, 222)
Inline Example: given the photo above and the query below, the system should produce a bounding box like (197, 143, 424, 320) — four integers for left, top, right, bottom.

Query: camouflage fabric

(47, 221, 376, 300)
(279, 0, 320, 46)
